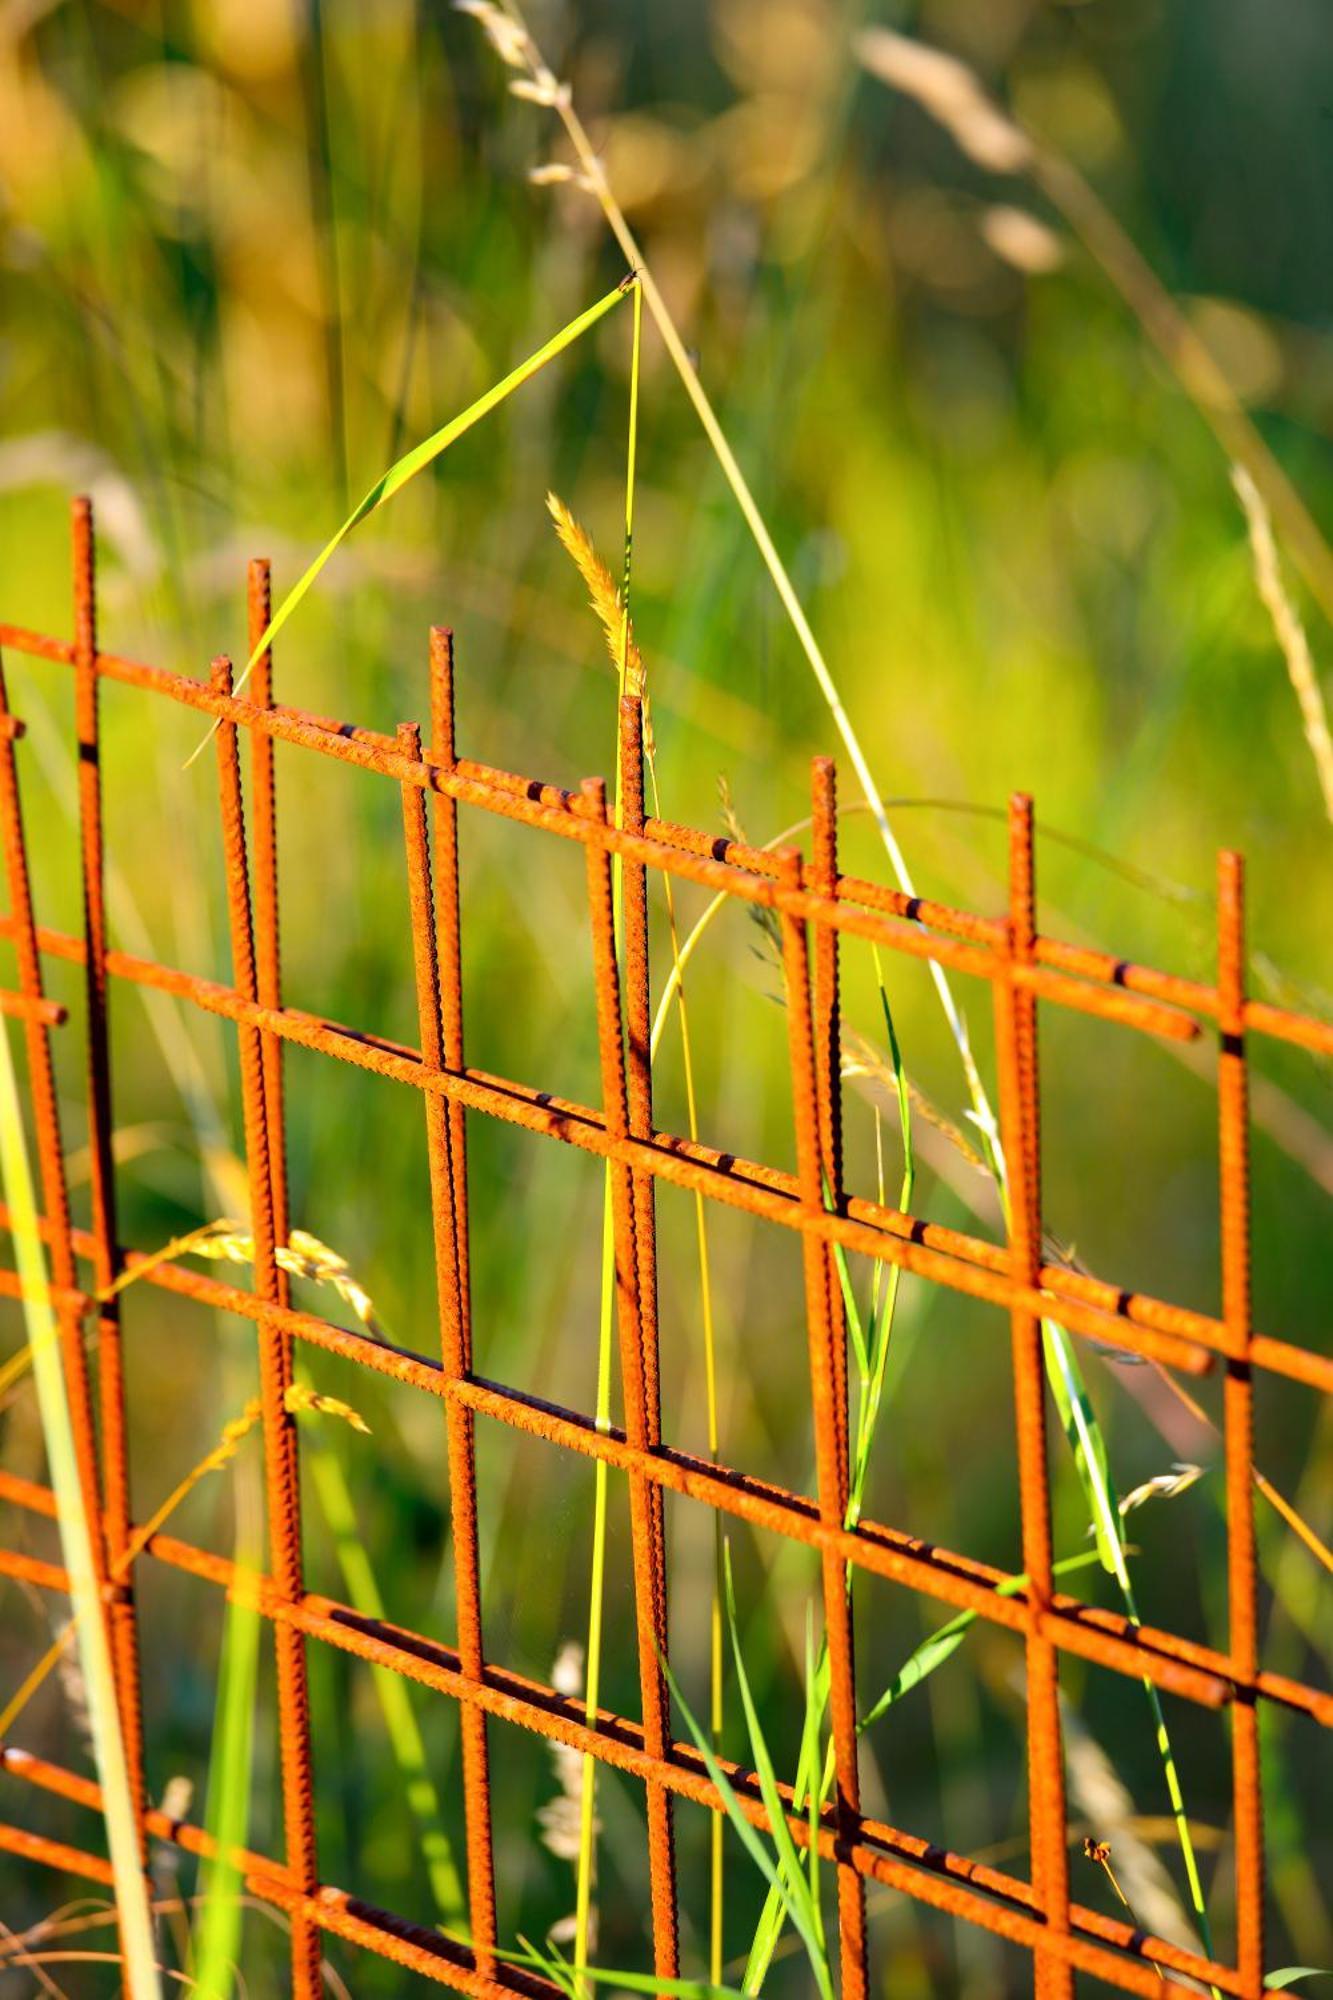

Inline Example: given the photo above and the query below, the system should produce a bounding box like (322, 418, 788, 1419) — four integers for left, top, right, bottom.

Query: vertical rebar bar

(1218, 850, 1264, 1995)
(994, 794, 1072, 2000)
(211, 656, 322, 1997)
(247, 561, 291, 1261)
(810, 757, 850, 1496)
(70, 497, 149, 1849)
(398, 721, 498, 1972)
(428, 629, 472, 1338)
(618, 696, 662, 1441)
(581, 773, 680, 1985)
(775, 841, 867, 2000)
(0, 658, 100, 1537)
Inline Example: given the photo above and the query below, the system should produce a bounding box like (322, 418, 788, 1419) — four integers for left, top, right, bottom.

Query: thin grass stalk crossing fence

(0, 500, 1330, 1997)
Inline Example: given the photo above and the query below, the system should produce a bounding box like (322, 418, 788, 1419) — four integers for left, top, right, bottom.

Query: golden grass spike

(284, 1382, 372, 1435)
(96, 1215, 389, 1342)
(840, 1025, 986, 1171)
(278, 1230, 387, 1341)
(546, 492, 645, 699)
(97, 1220, 248, 1302)
(452, 0, 532, 68)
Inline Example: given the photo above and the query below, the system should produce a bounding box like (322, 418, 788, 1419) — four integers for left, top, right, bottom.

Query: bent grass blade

(662, 1604, 834, 2000)
(185, 276, 633, 764)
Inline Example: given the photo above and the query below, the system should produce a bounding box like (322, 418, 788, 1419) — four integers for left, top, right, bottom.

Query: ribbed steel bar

(247, 559, 291, 1255)
(0, 920, 1246, 1379)
(618, 695, 664, 1451)
(398, 720, 498, 1968)
(8, 895, 1324, 1389)
(428, 627, 473, 1338)
(0, 618, 1243, 1043)
(13, 1347, 1326, 1721)
(8, 608, 1333, 1043)
(0, 989, 64, 1026)
(581, 772, 680, 1982)
(211, 654, 322, 1996)
(995, 795, 1071, 2000)
(775, 841, 868, 1996)
(811, 757, 851, 1499)
(69, 498, 149, 1847)
(0, 1530, 1248, 1967)
(0, 659, 96, 1511)
(617, 692, 680, 1988)
(1218, 851, 1265, 1995)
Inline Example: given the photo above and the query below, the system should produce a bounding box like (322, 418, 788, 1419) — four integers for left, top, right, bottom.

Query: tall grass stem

(0, 1018, 162, 1999)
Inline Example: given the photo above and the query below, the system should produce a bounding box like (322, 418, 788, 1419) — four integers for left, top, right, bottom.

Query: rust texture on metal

(0, 497, 1328, 1998)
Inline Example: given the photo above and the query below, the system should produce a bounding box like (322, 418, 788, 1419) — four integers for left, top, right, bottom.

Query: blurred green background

(0, 0, 1329, 1992)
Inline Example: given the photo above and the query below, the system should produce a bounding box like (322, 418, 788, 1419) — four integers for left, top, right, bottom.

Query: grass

(0, 1, 1330, 1990)
(457, 9, 1330, 1981)
(0, 1019, 161, 1998)
(193, 1570, 261, 2000)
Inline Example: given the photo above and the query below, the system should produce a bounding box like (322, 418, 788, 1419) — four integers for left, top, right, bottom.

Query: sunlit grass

(0, 0, 1329, 1988)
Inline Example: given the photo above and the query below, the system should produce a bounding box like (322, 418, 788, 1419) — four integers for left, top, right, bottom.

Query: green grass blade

(721, 1548, 834, 2000)
(661, 1645, 794, 1919)
(832, 1236, 870, 1383)
(1266, 1972, 1333, 1990)
(801, 1609, 826, 1956)
(194, 1572, 261, 1999)
(186, 275, 632, 761)
(515, 1933, 749, 1998)
(661, 1630, 830, 1996)
(745, 1550, 1105, 1987)
(0, 1020, 163, 2000)
(858, 1550, 1105, 1735)
(1042, 1319, 1123, 1575)
(1040, 1319, 1217, 1964)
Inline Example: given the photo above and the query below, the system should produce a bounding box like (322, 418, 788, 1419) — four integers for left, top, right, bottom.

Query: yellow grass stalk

(0, 1019, 163, 1999)
(466, 35, 1006, 1496)
(1232, 467, 1333, 821)
(0, 1402, 263, 1745)
(547, 471, 731, 1984)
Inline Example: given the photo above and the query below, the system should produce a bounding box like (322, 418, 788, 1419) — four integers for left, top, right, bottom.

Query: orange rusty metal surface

(0, 498, 1328, 1997)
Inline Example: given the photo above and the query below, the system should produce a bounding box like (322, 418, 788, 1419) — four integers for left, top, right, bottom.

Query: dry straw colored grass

(1232, 466, 1333, 821)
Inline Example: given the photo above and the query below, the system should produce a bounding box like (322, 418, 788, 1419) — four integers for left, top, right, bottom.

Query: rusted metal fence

(0, 498, 1329, 1997)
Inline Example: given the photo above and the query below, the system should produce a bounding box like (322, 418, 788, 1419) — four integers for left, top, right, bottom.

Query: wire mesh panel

(0, 499, 1329, 1998)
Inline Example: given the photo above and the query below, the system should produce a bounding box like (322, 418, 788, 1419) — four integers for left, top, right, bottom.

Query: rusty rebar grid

(0, 496, 1327, 1999)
